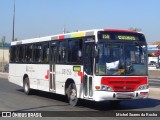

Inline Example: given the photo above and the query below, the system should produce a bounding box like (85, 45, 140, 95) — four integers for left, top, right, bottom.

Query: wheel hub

(70, 89, 76, 100)
(25, 83, 28, 92)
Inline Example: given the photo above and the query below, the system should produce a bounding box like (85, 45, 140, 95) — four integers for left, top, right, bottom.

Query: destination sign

(116, 35, 137, 40)
(98, 31, 145, 41)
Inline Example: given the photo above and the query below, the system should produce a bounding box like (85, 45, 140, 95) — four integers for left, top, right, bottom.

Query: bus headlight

(101, 85, 114, 92)
(136, 84, 149, 91)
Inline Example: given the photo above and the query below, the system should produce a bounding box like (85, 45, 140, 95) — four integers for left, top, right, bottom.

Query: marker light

(95, 86, 100, 90)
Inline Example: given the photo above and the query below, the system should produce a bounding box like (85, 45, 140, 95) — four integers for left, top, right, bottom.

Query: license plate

(116, 93, 134, 99)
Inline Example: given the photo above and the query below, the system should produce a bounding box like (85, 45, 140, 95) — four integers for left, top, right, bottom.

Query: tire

(66, 83, 78, 106)
(23, 77, 32, 95)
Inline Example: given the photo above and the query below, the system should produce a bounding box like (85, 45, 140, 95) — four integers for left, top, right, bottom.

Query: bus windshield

(95, 42, 147, 76)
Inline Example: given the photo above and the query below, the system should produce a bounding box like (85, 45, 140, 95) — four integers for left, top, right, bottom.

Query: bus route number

(102, 34, 110, 39)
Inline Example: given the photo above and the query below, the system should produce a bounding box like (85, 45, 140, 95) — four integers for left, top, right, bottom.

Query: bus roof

(11, 28, 141, 46)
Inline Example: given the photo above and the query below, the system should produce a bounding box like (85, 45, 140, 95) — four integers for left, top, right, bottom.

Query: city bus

(9, 28, 149, 106)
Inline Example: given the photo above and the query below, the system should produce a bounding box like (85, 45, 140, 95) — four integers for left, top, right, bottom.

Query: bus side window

(68, 39, 82, 63)
(16, 45, 24, 63)
(58, 41, 66, 63)
(42, 42, 49, 63)
(33, 43, 42, 63)
(10, 46, 16, 63)
(25, 44, 33, 63)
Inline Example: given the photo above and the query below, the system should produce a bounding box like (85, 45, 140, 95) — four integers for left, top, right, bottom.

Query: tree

(14, 38, 18, 41)
(1, 36, 6, 44)
(128, 27, 142, 32)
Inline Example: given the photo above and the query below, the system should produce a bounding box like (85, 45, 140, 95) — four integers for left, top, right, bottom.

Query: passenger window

(42, 42, 49, 63)
(25, 45, 33, 62)
(33, 44, 42, 63)
(58, 41, 67, 63)
(68, 39, 82, 63)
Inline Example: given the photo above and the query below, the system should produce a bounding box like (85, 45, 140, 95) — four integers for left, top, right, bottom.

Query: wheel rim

(70, 89, 77, 101)
(24, 82, 28, 93)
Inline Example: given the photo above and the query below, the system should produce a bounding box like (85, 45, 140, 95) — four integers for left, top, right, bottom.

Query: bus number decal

(73, 66, 81, 72)
(102, 34, 110, 39)
(62, 69, 72, 75)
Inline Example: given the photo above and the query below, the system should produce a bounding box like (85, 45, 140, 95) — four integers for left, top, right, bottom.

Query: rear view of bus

(91, 29, 149, 102)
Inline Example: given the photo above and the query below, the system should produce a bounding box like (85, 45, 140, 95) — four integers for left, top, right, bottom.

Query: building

(0, 43, 10, 69)
(148, 41, 160, 64)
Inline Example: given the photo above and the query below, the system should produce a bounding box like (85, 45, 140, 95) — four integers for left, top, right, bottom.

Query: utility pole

(2, 36, 5, 72)
(12, 0, 16, 41)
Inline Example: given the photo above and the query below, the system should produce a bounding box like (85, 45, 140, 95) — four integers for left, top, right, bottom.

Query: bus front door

(49, 42, 57, 92)
(83, 42, 94, 98)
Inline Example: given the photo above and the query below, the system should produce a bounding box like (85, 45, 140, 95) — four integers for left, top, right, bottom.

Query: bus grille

(101, 77, 147, 92)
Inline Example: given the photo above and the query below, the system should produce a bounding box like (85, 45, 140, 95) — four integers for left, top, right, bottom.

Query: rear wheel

(66, 83, 78, 106)
(23, 77, 32, 95)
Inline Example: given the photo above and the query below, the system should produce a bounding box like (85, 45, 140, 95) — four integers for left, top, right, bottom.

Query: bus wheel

(66, 83, 78, 106)
(23, 77, 32, 95)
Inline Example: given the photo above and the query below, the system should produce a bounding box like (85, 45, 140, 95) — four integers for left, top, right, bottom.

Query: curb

(0, 72, 9, 75)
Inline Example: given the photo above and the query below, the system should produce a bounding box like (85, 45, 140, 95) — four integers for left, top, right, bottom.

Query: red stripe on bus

(59, 35, 65, 40)
(78, 72, 83, 83)
(104, 29, 138, 33)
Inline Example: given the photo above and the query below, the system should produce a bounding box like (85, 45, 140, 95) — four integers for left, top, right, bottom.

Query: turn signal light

(95, 86, 100, 90)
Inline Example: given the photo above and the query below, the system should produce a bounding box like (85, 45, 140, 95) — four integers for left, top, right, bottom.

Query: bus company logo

(2, 112, 11, 117)
(123, 86, 127, 90)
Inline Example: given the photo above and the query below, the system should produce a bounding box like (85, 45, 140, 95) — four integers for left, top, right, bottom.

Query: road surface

(0, 76, 160, 119)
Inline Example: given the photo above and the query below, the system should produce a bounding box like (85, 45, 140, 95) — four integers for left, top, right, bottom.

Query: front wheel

(66, 83, 78, 106)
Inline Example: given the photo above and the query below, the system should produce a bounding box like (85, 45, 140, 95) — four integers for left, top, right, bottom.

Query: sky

(0, 0, 160, 43)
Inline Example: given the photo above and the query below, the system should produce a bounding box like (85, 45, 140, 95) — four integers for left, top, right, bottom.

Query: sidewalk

(0, 72, 8, 79)
(149, 87, 160, 99)
(148, 70, 160, 79)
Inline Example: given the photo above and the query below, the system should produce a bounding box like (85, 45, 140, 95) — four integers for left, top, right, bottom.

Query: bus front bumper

(93, 89, 149, 101)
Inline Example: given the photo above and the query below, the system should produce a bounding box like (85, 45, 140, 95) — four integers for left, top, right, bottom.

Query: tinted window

(58, 41, 67, 63)
(33, 43, 42, 63)
(25, 44, 33, 62)
(68, 39, 82, 63)
(16, 46, 24, 62)
(10, 46, 16, 62)
(42, 42, 49, 63)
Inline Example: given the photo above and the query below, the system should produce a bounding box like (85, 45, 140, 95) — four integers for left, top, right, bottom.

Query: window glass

(10, 46, 16, 62)
(33, 44, 42, 63)
(25, 45, 33, 62)
(68, 39, 82, 63)
(58, 41, 66, 63)
(42, 42, 49, 63)
(96, 43, 147, 76)
(16, 46, 24, 62)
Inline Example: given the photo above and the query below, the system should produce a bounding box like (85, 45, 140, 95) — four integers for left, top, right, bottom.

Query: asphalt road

(0, 76, 160, 119)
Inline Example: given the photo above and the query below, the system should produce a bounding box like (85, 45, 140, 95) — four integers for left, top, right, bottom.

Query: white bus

(9, 28, 149, 106)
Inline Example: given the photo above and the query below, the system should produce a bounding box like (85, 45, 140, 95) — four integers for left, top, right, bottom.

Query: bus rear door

(49, 41, 58, 92)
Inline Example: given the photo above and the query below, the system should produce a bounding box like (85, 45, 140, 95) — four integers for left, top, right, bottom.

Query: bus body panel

(55, 65, 83, 97)
(9, 64, 50, 92)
